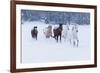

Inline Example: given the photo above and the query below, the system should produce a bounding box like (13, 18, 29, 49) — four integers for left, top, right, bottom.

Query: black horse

(31, 26, 38, 40)
(53, 24, 63, 42)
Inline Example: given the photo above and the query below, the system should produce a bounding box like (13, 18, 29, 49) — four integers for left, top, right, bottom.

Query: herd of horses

(31, 24, 79, 47)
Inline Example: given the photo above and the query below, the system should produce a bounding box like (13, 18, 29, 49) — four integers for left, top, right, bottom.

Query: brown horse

(53, 24, 63, 42)
(43, 25, 52, 38)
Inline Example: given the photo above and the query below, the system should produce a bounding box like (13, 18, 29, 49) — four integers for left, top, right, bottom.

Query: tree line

(21, 10, 90, 25)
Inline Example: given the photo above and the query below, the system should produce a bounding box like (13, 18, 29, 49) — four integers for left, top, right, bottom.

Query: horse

(43, 25, 52, 38)
(31, 26, 38, 40)
(62, 25, 70, 42)
(53, 24, 63, 42)
(71, 25, 79, 47)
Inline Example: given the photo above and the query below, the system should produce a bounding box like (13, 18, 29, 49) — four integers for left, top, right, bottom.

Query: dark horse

(31, 26, 38, 40)
(53, 24, 63, 42)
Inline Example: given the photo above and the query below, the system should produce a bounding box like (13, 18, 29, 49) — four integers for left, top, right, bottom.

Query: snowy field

(21, 21, 91, 64)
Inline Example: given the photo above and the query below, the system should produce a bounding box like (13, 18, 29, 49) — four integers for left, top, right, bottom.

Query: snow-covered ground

(21, 21, 91, 64)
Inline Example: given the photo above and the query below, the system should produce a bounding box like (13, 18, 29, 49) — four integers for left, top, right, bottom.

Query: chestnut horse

(53, 24, 63, 42)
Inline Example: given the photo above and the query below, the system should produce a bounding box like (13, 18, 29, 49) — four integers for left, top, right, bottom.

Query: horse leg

(69, 38, 71, 44)
(56, 36, 58, 42)
(77, 40, 79, 47)
(53, 35, 56, 40)
(73, 40, 75, 46)
(60, 35, 62, 42)
(36, 35, 37, 40)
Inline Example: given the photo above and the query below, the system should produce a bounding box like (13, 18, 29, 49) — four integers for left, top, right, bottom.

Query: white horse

(71, 25, 79, 47)
(62, 25, 70, 41)
(62, 24, 79, 47)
